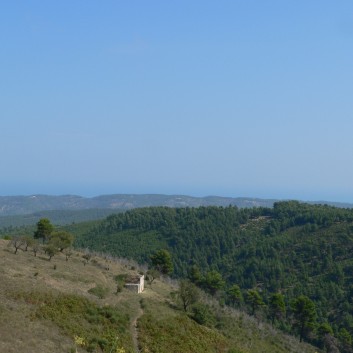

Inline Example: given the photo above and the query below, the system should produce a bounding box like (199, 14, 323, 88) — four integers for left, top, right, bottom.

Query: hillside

(72, 202, 353, 352)
(1, 193, 352, 218)
(0, 239, 318, 353)
(1, 194, 353, 231)
(0, 209, 122, 228)
(0, 194, 278, 217)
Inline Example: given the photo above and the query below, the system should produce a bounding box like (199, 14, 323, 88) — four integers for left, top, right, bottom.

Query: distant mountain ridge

(0, 193, 352, 216)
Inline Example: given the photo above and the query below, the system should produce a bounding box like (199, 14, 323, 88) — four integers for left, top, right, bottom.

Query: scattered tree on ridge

(22, 235, 34, 251)
(318, 323, 339, 353)
(269, 293, 286, 324)
(227, 284, 243, 307)
(178, 279, 200, 312)
(32, 240, 40, 257)
(49, 231, 74, 252)
(246, 289, 265, 316)
(9, 236, 25, 254)
(34, 218, 53, 243)
(338, 328, 352, 352)
(203, 270, 225, 296)
(188, 265, 202, 284)
(44, 244, 58, 261)
(150, 249, 173, 275)
(291, 295, 316, 342)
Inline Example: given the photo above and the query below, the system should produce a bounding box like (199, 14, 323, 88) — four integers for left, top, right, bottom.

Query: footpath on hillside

(130, 300, 144, 353)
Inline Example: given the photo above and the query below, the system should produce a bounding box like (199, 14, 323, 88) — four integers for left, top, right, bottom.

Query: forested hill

(1, 193, 353, 217)
(0, 194, 275, 216)
(74, 201, 353, 351)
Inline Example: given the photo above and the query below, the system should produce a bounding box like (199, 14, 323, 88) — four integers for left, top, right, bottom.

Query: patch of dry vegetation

(0, 239, 320, 353)
(0, 239, 142, 353)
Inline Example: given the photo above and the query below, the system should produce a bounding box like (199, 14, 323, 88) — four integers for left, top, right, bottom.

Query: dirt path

(130, 301, 144, 353)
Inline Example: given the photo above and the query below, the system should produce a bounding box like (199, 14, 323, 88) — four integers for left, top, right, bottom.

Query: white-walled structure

(125, 275, 145, 293)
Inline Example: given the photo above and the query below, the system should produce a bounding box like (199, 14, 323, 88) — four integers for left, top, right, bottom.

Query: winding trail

(131, 301, 144, 353)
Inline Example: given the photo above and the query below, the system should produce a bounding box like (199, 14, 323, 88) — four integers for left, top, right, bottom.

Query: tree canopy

(150, 249, 173, 275)
(291, 295, 316, 342)
(34, 218, 53, 243)
(72, 202, 353, 351)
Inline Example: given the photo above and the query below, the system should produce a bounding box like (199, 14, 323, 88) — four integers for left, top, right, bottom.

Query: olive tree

(178, 279, 200, 312)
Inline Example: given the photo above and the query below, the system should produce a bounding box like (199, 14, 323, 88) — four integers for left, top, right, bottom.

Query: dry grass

(0, 239, 145, 353)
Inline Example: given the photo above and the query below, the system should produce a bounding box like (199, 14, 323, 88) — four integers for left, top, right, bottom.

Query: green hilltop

(69, 201, 353, 352)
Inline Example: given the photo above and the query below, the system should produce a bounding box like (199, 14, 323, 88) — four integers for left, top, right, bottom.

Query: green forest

(71, 201, 353, 352)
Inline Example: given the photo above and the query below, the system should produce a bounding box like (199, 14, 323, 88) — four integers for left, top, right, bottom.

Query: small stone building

(125, 274, 145, 293)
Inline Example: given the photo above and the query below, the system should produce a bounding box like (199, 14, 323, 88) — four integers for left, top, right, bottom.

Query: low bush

(11, 290, 132, 353)
(88, 284, 110, 299)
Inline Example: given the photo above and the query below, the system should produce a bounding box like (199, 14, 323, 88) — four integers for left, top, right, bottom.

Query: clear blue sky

(1, 1, 353, 201)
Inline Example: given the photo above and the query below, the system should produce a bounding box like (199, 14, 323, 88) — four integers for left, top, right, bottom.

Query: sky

(1, 1, 353, 201)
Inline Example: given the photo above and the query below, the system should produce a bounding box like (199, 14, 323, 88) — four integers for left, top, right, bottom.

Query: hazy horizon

(1, 188, 353, 205)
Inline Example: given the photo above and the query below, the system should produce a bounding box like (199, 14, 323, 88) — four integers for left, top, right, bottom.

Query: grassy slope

(0, 239, 138, 353)
(0, 240, 319, 353)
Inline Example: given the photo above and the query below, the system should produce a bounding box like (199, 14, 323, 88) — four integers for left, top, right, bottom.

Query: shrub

(114, 274, 128, 294)
(88, 285, 110, 299)
(12, 291, 131, 353)
(191, 303, 216, 327)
